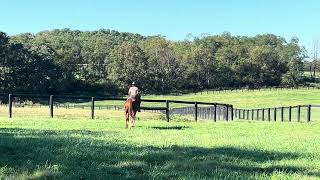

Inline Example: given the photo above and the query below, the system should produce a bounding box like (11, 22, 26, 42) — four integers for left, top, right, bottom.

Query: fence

(2, 94, 232, 122)
(168, 105, 233, 121)
(234, 105, 320, 122)
(170, 86, 320, 96)
(1, 93, 318, 122)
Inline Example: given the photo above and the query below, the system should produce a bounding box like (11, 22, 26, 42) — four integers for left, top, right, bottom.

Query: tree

(3, 29, 308, 94)
(248, 46, 286, 87)
(0, 32, 63, 94)
(142, 37, 181, 92)
(280, 38, 306, 86)
(109, 41, 149, 91)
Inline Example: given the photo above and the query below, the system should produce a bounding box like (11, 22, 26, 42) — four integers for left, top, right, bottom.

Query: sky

(1, 0, 319, 57)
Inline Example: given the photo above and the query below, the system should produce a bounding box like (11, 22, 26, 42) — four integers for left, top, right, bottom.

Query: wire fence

(234, 105, 320, 122)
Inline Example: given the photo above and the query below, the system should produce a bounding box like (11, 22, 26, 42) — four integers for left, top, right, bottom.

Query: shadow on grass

(151, 126, 189, 130)
(0, 128, 318, 179)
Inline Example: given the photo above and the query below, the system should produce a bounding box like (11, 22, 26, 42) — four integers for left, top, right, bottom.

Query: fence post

(166, 100, 170, 122)
(307, 105, 311, 122)
(274, 108, 277, 122)
(242, 109, 244, 119)
(246, 110, 249, 120)
(297, 105, 301, 122)
(226, 105, 229, 121)
(213, 104, 217, 122)
(257, 109, 259, 120)
(268, 108, 271, 121)
(194, 102, 198, 122)
(262, 109, 265, 121)
(281, 107, 284, 122)
(50, 95, 54, 118)
(91, 97, 95, 119)
(289, 106, 292, 122)
(231, 105, 233, 121)
(251, 110, 254, 120)
(9, 94, 12, 118)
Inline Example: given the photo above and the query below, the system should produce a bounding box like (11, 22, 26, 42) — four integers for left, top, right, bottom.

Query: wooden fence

(2, 93, 318, 122)
(3, 94, 232, 122)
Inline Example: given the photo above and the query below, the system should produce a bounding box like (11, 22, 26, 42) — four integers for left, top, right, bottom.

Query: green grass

(1, 88, 320, 179)
(80, 88, 320, 109)
(304, 71, 320, 77)
(12, 88, 317, 110)
(0, 116, 320, 179)
(77, 88, 320, 122)
(6, 88, 320, 122)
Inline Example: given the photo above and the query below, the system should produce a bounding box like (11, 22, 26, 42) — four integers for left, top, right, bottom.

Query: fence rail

(168, 105, 233, 122)
(1, 93, 318, 122)
(2, 93, 232, 122)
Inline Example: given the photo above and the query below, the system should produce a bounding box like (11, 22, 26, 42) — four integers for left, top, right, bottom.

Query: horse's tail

(124, 98, 133, 116)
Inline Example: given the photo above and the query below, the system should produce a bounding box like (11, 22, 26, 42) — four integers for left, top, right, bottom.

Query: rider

(128, 82, 141, 112)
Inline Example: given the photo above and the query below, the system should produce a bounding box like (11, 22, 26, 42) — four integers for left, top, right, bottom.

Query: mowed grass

(0, 88, 319, 179)
(1, 112, 320, 179)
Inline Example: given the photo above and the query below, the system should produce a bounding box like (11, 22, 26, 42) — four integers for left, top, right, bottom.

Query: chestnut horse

(124, 94, 140, 128)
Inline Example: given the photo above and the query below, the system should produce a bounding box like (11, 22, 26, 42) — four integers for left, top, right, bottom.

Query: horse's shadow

(151, 126, 189, 130)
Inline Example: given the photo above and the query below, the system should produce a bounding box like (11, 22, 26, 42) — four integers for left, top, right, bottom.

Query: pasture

(1, 116, 320, 179)
(0, 88, 320, 179)
(65, 87, 320, 109)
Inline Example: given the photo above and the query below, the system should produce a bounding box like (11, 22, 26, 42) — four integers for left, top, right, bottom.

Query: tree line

(0, 29, 307, 95)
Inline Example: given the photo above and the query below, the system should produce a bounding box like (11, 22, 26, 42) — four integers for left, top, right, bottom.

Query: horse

(124, 94, 140, 128)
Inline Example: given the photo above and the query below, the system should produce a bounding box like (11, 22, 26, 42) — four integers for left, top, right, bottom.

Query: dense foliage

(0, 29, 307, 94)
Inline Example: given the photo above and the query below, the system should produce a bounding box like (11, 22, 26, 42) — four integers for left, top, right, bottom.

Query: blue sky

(1, 0, 319, 56)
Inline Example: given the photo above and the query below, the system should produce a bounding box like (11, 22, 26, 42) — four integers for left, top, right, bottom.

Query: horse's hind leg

(131, 111, 136, 127)
(125, 110, 129, 128)
(129, 110, 134, 128)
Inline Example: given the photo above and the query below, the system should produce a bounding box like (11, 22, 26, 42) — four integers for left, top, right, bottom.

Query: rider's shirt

(128, 86, 139, 101)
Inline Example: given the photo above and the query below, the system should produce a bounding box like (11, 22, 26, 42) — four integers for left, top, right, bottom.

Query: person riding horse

(128, 82, 141, 112)
(124, 82, 141, 128)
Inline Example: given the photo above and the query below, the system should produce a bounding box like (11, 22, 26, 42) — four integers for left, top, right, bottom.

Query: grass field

(2, 88, 320, 122)
(78, 88, 320, 122)
(304, 71, 320, 78)
(0, 116, 320, 179)
(1, 88, 320, 179)
(78, 88, 320, 109)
